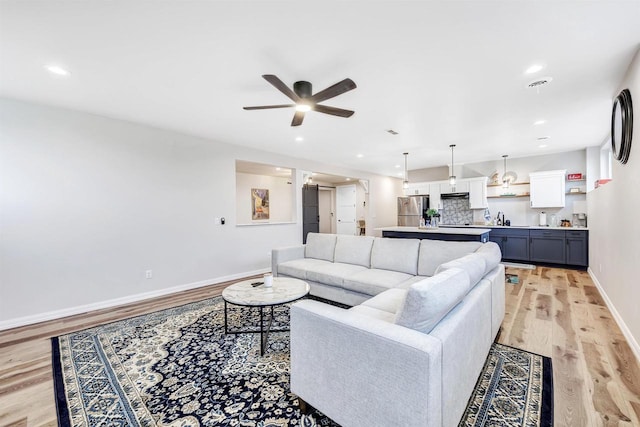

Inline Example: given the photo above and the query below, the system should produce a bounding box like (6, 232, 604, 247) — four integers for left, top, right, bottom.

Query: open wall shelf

(487, 194, 530, 199)
(487, 182, 530, 188)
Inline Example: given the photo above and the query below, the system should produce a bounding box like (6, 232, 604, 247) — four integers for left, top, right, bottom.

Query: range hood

(441, 192, 469, 199)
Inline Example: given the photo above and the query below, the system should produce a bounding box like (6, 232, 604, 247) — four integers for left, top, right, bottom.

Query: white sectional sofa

(271, 232, 505, 427)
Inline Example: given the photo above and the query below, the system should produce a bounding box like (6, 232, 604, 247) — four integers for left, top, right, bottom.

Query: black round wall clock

(611, 88, 633, 164)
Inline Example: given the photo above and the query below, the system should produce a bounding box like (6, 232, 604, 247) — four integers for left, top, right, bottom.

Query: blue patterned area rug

(51, 296, 552, 426)
(459, 343, 553, 427)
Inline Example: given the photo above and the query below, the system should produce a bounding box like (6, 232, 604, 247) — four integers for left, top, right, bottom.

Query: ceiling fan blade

(313, 104, 355, 118)
(262, 74, 300, 102)
(243, 104, 295, 110)
(291, 111, 305, 126)
(311, 78, 357, 103)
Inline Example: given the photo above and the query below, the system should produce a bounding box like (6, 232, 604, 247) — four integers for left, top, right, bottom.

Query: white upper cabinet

(403, 182, 429, 196)
(529, 170, 566, 208)
(468, 177, 488, 209)
(440, 180, 469, 194)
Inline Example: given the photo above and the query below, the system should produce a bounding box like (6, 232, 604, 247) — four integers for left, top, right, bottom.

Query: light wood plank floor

(1, 267, 639, 426)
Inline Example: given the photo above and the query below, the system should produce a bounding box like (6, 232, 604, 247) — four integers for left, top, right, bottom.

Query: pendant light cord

(449, 144, 456, 185)
(402, 152, 409, 189)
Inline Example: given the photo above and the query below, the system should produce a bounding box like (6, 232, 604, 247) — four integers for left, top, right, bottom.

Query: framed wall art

(251, 188, 269, 220)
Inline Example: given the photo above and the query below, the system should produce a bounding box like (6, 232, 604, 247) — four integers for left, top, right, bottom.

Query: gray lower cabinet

(489, 228, 588, 267)
(529, 229, 566, 264)
(489, 228, 529, 261)
(565, 230, 589, 267)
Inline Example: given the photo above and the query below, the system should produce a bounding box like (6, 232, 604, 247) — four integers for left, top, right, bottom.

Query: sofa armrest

(290, 300, 442, 427)
(271, 245, 305, 276)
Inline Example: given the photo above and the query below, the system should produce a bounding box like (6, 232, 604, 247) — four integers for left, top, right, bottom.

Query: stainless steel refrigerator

(397, 196, 429, 226)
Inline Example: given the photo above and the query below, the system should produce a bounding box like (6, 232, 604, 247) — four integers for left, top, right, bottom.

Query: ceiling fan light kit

(244, 74, 356, 126)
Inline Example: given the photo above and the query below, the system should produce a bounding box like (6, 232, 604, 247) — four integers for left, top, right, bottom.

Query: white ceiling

(1, 1, 639, 177)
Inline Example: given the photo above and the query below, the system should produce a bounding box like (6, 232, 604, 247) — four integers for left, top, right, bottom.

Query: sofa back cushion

(435, 253, 486, 291)
(474, 241, 502, 275)
(417, 240, 482, 276)
(334, 235, 375, 267)
(370, 237, 420, 275)
(305, 233, 337, 262)
(395, 268, 470, 334)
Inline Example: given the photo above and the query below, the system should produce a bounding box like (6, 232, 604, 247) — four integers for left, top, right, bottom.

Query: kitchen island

(376, 226, 491, 243)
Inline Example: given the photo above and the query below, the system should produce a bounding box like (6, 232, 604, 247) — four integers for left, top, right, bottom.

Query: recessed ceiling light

(356, 154, 364, 158)
(525, 64, 544, 74)
(45, 64, 70, 76)
(539, 144, 548, 148)
(534, 120, 546, 125)
(276, 167, 281, 171)
(346, 178, 351, 181)
(295, 136, 304, 142)
(395, 164, 400, 168)
(311, 172, 317, 176)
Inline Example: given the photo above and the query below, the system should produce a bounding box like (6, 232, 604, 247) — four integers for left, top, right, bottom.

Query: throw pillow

(395, 268, 470, 334)
(434, 253, 486, 290)
(475, 241, 502, 275)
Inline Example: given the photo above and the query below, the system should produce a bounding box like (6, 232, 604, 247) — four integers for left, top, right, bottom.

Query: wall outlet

(145, 270, 153, 279)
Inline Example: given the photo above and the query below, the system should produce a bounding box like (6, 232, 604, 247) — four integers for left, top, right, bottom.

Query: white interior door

(318, 189, 333, 234)
(336, 184, 357, 235)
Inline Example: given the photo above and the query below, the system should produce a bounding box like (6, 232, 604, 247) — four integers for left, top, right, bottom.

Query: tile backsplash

(442, 198, 473, 225)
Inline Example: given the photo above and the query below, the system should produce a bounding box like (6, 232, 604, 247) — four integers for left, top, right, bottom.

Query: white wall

(409, 165, 449, 182)
(235, 173, 293, 224)
(0, 98, 399, 327)
(588, 48, 640, 357)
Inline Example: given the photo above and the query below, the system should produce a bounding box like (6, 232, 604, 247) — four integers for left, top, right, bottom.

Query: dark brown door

(302, 184, 319, 243)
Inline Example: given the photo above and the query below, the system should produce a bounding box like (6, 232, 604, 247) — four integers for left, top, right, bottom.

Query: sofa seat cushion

(370, 237, 420, 275)
(417, 240, 482, 277)
(395, 268, 470, 334)
(342, 268, 414, 296)
(435, 253, 486, 291)
(360, 288, 408, 314)
(305, 262, 368, 288)
(278, 258, 331, 280)
(334, 235, 375, 267)
(349, 304, 396, 323)
(475, 241, 502, 275)
(305, 233, 337, 262)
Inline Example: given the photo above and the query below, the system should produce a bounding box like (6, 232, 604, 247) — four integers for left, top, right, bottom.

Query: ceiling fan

(243, 74, 356, 126)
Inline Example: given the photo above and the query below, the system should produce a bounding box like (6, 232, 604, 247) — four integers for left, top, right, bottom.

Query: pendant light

(449, 144, 456, 187)
(402, 152, 409, 189)
(502, 155, 509, 189)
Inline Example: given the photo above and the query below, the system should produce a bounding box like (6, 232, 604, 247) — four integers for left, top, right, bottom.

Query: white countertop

(439, 224, 589, 231)
(376, 226, 491, 235)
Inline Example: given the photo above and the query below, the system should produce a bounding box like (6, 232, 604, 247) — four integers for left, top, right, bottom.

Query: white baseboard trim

(0, 268, 270, 331)
(587, 267, 640, 363)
